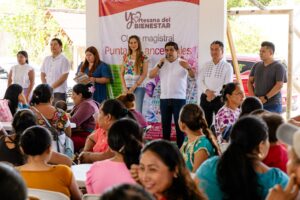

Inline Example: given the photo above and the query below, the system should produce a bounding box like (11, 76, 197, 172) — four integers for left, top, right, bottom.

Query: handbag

(0, 99, 13, 122)
(31, 107, 74, 158)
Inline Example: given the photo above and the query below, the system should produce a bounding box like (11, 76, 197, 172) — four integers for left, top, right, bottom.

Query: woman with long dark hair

(179, 103, 221, 172)
(196, 116, 288, 200)
(86, 118, 143, 194)
(138, 140, 206, 200)
(4, 83, 28, 115)
(120, 35, 148, 113)
(78, 46, 112, 103)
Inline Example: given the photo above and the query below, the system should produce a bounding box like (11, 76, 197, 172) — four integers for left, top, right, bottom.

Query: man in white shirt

(199, 41, 233, 127)
(41, 38, 70, 104)
(149, 41, 195, 147)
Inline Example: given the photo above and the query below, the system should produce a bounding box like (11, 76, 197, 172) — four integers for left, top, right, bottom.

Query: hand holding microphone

(157, 55, 168, 69)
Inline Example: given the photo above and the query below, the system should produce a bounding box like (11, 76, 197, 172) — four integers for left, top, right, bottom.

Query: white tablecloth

(71, 164, 92, 188)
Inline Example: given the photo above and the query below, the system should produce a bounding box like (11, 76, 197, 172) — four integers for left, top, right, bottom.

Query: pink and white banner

(99, 0, 200, 139)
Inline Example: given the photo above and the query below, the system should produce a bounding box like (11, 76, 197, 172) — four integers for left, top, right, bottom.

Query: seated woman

(0, 109, 72, 166)
(137, 140, 206, 200)
(4, 84, 29, 116)
(78, 99, 136, 163)
(215, 82, 244, 139)
(196, 116, 289, 200)
(86, 118, 143, 194)
(116, 93, 147, 128)
(179, 104, 221, 172)
(261, 113, 288, 173)
(17, 125, 82, 200)
(70, 83, 99, 152)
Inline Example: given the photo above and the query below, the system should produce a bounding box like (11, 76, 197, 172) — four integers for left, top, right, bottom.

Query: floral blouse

(215, 105, 240, 137)
(123, 54, 148, 87)
(37, 109, 70, 131)
(180, 135, 215, 171)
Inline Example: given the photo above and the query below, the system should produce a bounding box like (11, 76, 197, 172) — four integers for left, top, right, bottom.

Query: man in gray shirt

(247, 41, 286, 113)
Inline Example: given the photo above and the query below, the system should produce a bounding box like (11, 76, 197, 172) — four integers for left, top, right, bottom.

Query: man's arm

(179, 60, 195, 78)
(41, 72, 47, 84)
(263, 81, 284, 100)
(149, 58, 164, 79)
(51, 73, 69, 89)
(247, 76, 255, 96)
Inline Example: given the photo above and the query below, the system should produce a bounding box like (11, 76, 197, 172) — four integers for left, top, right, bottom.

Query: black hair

(17, 50, 29, 64)
(4, 84, 23, 115)
(261, 113, 284, 143)
(72, 83, 93, 99)
(51, 38, 63, 47)
(55, 100, 67, 111)
(211, 40, 224, 50)
(141, 140, 206, 200)
(165, 41, 179, 51)
(100, 184, 155, 200)
(116, 93, 135, 109)
(108, 119, 143, 169)
(240, 96, 263, 117)
(20, 125, 52, 156)
(0, 163, 27, 200)
(221, 82, 239, 102)
(30, 84, 53, 105)
(12, 109, 37, 137)
(261, 41, 275, 54)
(250, 109, 268, 116)
(101, 99, 136, 121)
(217, 116, 268, 200)
(180, 104, 221, 155)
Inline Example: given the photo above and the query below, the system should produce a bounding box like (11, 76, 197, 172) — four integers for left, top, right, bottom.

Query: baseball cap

(277, 123, 300, 158)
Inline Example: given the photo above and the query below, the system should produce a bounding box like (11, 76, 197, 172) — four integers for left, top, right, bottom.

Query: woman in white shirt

(8, 51, 35, 101)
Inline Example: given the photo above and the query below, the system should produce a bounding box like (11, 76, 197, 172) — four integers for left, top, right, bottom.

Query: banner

(99, 0, 200, 139)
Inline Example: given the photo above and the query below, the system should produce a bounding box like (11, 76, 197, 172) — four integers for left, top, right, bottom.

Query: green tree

(0, 0, 85, 63)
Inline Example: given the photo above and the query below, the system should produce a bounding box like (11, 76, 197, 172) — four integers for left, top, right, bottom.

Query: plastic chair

(28, 188, 69, 200)
(82, 194, 99, 200)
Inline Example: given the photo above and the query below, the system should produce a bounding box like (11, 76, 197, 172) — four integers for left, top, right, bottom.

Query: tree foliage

(0, 0, 85, 63)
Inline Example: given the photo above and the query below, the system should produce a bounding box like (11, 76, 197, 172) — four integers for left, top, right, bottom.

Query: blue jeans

(128, 87, 146, 113)
(263, 103, 282, 114)
(160, 99, 186, 148)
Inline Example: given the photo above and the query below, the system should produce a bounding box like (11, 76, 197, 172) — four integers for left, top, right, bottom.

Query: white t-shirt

(158, 58, 188, 99)
(41, 54, 70, 93)
(11, 64, 33, 88)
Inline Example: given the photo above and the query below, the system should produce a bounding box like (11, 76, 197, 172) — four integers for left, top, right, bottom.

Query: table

(71, 164, 92, 188)
(1, 122, 12, 131)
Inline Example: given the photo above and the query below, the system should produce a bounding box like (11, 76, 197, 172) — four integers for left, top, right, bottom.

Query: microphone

(159, 55, 168, 68)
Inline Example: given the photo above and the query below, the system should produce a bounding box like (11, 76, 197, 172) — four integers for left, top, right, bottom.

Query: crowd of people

(1, 36, 299, 200)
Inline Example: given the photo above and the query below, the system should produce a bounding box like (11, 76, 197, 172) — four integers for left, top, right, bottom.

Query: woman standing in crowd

(215, 82, 244, 138)
(17, 126, 81, 199)
(116, 93, 147, 128)
(70, 83, 99, 152)
(0, 109, 72, 166)
(4, 84, 29, 116)
(78, 99, 136, 163)
(179, 103, 220, 172)
(120, 35, 149, 113)
(137, 140, 206, 200)
(78, 46, 112, 103)
(197, 116, 288, 200)
(86, 119, 143, 194)
(7, 50, 35, 101)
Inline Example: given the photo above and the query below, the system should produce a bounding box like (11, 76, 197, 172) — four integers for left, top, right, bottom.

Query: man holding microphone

(149, 41, 195, 147)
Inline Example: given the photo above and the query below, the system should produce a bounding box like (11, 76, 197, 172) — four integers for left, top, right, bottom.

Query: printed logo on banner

(125, 11, 171, 29)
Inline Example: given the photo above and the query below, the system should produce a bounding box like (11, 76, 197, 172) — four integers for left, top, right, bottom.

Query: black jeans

(160, 99, 186, 148)
(53, 93, 67, 105)
(200, 93, 223, 127)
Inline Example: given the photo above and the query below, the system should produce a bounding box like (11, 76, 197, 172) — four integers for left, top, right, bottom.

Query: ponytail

(199, 118, 221, 156)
